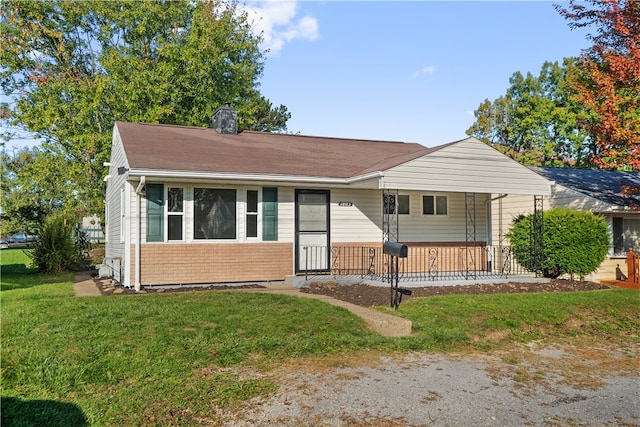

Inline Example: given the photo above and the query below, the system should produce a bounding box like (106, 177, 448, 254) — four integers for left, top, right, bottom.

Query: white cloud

(242, 1, 320, 55)
(412, 65, 435, 78)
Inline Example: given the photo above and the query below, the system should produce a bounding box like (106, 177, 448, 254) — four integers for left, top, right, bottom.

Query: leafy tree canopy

(466, 59, 594, 168)
(556, 0, 639, 171)
(0, 146, 71, 235)
(1, 0, 291, 221)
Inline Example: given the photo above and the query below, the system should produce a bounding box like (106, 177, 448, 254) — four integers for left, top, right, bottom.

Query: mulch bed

(300, 279, 613, 307)
(95, 274, 612, 307)
(93, 278, 265, 296)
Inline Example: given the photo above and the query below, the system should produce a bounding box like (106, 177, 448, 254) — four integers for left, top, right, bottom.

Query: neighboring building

(104, 106, 551, 288)
(492, 167, 640, 283)
(81, 215, 105, 243)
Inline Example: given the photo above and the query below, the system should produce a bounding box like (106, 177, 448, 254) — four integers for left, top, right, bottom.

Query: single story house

(492, 166, 640, 282)
(104, 106, 551, 288)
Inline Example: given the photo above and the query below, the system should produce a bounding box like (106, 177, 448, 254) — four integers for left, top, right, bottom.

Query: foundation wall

(131, 243, 293, 286)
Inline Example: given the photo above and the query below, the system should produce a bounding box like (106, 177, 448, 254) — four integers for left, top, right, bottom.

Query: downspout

(485, 194, 509, 247)
(134, 176, 146, 291)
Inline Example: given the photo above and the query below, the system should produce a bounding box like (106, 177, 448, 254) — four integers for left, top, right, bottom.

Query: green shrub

(29, 212, 90, 273)
(507, 207, 609, 279)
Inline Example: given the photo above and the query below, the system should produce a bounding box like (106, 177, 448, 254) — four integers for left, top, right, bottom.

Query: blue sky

(247, 0, 592, 148)
(4, 1, 592, 151)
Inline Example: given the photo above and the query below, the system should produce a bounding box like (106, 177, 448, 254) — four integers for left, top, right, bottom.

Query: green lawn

(1, 248, 638, 426)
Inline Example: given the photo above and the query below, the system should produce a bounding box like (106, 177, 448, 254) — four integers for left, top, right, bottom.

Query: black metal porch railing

(304, 245, 538, 281)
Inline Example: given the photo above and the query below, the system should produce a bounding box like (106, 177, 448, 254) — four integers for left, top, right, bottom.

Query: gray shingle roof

(529, 166, 640, 209)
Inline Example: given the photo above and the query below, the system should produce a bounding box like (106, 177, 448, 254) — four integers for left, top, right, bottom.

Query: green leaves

(467, 60, 594, 168)
(1, 0, 291, 220)
(507, 207, 610, 279)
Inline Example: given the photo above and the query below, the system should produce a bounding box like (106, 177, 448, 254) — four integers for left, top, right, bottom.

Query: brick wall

(131, 243, 293, 286)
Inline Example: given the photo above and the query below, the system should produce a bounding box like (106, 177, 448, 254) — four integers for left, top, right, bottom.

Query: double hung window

(167, 187, 184, 240)
(423, 195, 448, 215)
(246, 190, 259, 239)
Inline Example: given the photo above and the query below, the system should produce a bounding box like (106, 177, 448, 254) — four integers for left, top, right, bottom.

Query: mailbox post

(383, 241, 411, 309)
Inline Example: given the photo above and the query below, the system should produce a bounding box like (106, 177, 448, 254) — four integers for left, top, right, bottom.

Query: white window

(167, 187, 184, 241)
(246, 189, 259, 239)
(422, 195, 448, 215)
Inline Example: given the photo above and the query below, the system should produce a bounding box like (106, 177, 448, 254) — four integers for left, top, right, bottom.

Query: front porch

(296, 244, 544, 288)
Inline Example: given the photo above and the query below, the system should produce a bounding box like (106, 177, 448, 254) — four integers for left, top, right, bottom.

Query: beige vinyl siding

(490, 194, 535, 247)
(331, 189, 382, 242)
(382, 138, 551, 195)
(399, 192, 489, 243)
(329, 189, 490, 244)
(546, 184, 616, 212)
(278, 187, 295, 242)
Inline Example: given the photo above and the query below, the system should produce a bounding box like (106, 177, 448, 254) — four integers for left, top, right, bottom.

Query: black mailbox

(383, 241, 408, 258)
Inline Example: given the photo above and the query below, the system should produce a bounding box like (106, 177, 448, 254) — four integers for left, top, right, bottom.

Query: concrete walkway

(72, 272, 103, 297)
(71, 276, 412, 337)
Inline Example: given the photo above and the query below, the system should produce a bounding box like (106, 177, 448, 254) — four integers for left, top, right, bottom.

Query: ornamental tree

(556, 0, 640, 170)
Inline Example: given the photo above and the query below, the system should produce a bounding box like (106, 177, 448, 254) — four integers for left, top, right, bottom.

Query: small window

(246, 190, 258, 239)
(613, 217, 640, 255)
(423, 195, 448, 215)
(383, 194, 409, 214)
(398, 195, 410, 215)
(167, 187, 184, 241)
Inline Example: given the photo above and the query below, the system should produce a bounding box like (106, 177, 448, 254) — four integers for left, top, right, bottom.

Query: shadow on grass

(0, 265, 42, 291)
(1, 263, 37, 275)
(1, 396, 88, 426)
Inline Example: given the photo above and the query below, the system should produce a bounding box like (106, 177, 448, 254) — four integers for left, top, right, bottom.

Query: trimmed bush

(507, 207, 609, 279)
(29, 212, 89, 273)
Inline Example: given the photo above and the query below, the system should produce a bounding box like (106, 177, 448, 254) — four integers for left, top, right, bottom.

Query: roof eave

(126, 169, 384, 186)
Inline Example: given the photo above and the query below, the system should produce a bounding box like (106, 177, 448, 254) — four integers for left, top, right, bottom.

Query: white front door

(295, 190, 330, 272)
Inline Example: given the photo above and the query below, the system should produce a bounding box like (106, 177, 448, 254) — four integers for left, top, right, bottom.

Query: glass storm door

(295, 190, 330, 273)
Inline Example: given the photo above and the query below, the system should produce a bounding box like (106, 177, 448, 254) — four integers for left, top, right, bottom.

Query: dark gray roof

(529, 167, 640, 209)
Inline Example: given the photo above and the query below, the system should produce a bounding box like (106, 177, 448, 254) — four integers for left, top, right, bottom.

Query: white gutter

(127, 169, 384, 185)
(134, 176, 145, 291)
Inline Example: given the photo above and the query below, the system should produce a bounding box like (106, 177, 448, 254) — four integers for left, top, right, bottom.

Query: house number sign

(338, 202, 353, 207)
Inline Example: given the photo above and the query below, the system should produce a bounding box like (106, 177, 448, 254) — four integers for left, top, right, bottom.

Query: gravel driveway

(228, 341, 639, 427)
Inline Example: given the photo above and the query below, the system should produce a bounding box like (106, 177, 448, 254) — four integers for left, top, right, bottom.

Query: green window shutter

(146, 184, 164, 242)
(262, 187, 278, 241)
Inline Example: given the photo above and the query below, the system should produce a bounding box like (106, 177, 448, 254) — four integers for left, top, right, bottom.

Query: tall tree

(556, 0, 640, 170)
(0, 146, 71, 235)
(1, 0, 291, 216)
(467, 60, 593, 167)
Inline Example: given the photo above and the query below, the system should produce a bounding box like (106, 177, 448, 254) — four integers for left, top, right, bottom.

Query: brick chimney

(211, 103, 237, 134)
